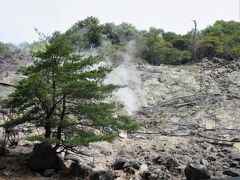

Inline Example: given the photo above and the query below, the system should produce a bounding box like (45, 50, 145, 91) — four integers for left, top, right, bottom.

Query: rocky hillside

(1, 54, 240, 179)
(0, 53, 32, 100)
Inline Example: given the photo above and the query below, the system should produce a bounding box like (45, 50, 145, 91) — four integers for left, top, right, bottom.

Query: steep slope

(1, 54, 240, 179)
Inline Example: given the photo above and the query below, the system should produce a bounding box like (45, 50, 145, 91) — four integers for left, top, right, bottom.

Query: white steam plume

(105, 41, 146, 115)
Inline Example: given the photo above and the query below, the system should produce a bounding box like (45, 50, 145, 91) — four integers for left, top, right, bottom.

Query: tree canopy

(1, 31, 138, 150)
(64, 17, 240, 65)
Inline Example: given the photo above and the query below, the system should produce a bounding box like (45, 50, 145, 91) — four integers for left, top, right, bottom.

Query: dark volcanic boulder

(223, 169, 239, 177)
(123, 161, 140, 170)
(69, 162, 92, 178)
(153, 154, 179, 169)
(112, 158, 128, 170)
(184, 162, 211, 180)
(90, 171, 114, 180)
(28, 143, 65, 173)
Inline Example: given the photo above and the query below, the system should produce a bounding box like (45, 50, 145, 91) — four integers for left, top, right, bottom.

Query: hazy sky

(0, 0, 239, 44)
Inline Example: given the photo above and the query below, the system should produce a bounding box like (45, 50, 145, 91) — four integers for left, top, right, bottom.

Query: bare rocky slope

(0, 53, 32, 100)
(1, 54, 240, 179)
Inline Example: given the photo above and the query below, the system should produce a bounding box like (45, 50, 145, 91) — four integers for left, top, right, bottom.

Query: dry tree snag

(192, 20, 197, 61)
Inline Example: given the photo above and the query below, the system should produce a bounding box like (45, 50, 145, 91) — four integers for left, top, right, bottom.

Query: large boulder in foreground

(28, 143, 65, 173)
(184, 162, 211, 180)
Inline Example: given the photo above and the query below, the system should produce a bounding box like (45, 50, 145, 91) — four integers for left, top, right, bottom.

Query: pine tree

(1, 32, 138, 151)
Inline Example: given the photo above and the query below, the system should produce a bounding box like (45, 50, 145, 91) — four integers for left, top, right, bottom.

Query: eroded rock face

(136, 59, 240, 133)
(0, 53, 33, 100)
(28, 143, 65, 173)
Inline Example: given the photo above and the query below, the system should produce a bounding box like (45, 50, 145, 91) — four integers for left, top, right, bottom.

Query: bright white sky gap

(0, 0, 238, 44)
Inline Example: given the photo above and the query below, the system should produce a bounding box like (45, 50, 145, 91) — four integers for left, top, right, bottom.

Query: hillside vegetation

(1, 18, 240, 65)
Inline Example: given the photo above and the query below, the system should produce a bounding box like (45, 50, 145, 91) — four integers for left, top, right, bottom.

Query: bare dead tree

(0, 108, 18, 156)
(192, 20, 197, 61)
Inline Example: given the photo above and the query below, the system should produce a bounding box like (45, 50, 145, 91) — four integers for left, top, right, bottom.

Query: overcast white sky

(0, 0, 239, 44)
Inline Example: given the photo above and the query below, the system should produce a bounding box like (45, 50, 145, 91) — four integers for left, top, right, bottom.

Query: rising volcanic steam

(105, 41, 146, 115)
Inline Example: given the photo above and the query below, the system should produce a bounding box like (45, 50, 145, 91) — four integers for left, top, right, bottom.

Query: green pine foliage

(2, 31, 138, 150)
(25, 135, 58, 144)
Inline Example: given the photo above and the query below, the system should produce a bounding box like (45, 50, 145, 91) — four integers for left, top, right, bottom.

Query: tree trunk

(45, 119, 52, 138)
(54, 95, 66, 151)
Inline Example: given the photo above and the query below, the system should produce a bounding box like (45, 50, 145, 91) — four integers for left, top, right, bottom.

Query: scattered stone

(201, 142, 208, 150)
(64, 153, 79, 163)
(171, 166, 184, 175)
(229, 161, 238, 168)
(222, 147, 231, 154)
(210, 146, 216, 152)
(90, 171, 114, 180)
(207, 155, 217, 161)
(231, 138, 240, 142)
(217, 152, 225, 158)
(230, 150, 240, 161)
(200, 159, 208, 166)
(153, 154, 179, 169)
(43, 169, 55, 177)
(123, 160, 140, 170)
(123, 167, 136, 175)
(111, 158, 128, 170)
(187, 124, 200, 130)
(2, 170, 12, 177)
(184, 162, 211, 180)
(195, 138, 204, 143)
(69, 162, 92, 178)
(141, 167, 162, 180)
(119, 130, 128, 138)
(175, 144, 181, 149)
(223, 169, 239, 177)
(139, 163, 148, 173)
